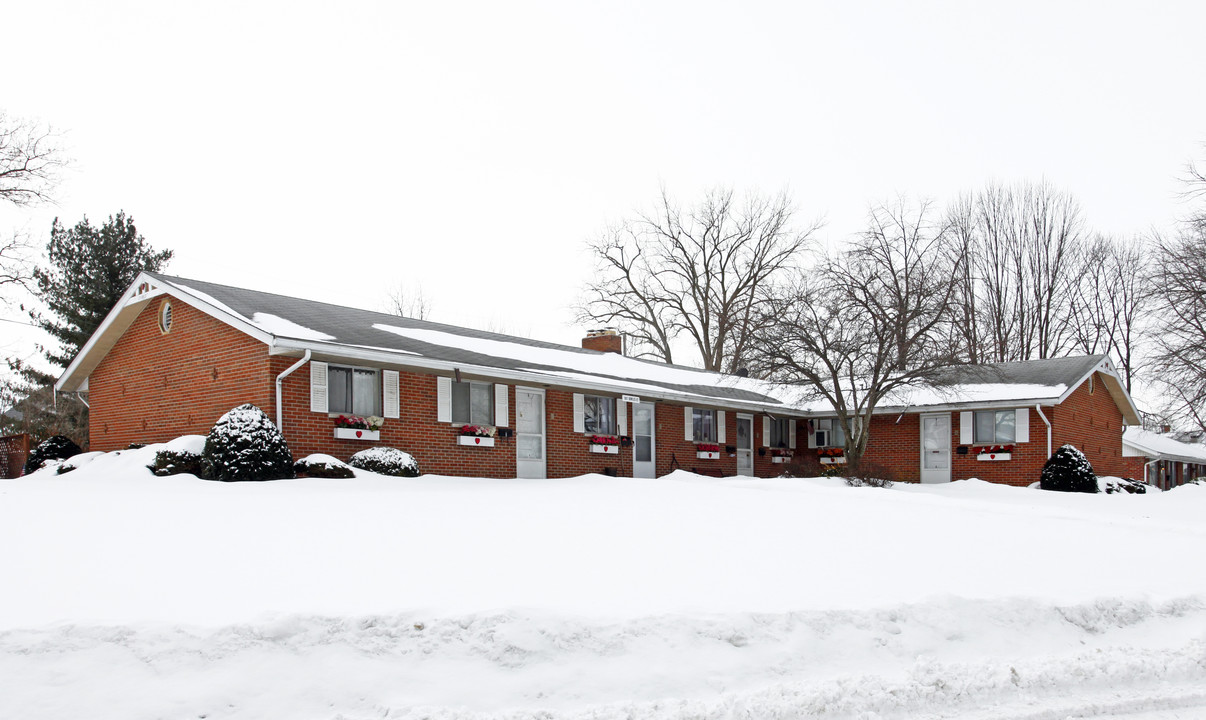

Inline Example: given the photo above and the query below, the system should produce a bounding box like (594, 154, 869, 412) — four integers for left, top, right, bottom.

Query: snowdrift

(2, 440, 1204, 719)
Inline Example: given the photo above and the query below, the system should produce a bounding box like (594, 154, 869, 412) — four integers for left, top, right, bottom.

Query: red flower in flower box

(695, 443, 721, 453)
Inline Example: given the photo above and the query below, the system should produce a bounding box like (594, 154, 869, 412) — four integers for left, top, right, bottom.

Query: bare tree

(383, 283, 432, 320)
(1151, 164, 1206, 432)
(947, 180, 1088, 363)
(1, 110, 65, 208)
(1067, 234, 1149, 391)
(578, 187, 819, 372)
(751, 199, 965, 470)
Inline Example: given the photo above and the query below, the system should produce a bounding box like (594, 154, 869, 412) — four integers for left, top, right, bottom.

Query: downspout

(75, 393, 90, 409)
(275, 350, 312, 430)
(1035, 404, 1052, 457)
(1143, 458, 1161, 488)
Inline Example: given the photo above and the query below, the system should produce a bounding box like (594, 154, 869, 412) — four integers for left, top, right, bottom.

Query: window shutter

(762, 416, 770, 447)
(807, 420, 817, 448)
(494, 384, 509, 427)
(617, 399, 627, 436)
(310, 361, 328, 413)
(717, 410, 726, 444)
(960, 411, 973, 445)
(573, 393, 585, 433)
(789, 419, 797, 449)
(684, 406, 693, 442)
(382, 370, 400, 419)
(437, 376, 452, 423)
(1015, 407, 1030, 443)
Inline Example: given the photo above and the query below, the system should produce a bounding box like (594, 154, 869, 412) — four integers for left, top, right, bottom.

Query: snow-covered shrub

(148, 450, 207, 477)
(294, 454, 355, 479)
(1040, 444, 1098, 493)
(24, 435, 83, 474)
(348, 447, 420, 477)
(201, 404, 294, 482)
(845, 476, 893, 488)
(1100, 476, 1150, 494)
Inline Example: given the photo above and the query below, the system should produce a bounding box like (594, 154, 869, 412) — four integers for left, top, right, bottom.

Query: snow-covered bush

(845, 476, 893, 488)
(1100, 476, 1150, 494)
(1040, 444, 1098, 493)
(148, 450, 207, 478)
(202, 404, 294, 482)
(348, 447, 420, 477)
(24, 435, 83, 474)
(294, 454, 355, 479)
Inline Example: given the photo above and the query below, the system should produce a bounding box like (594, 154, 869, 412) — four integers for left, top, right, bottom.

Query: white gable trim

(56, 272, 276, 393)
(1054, 357, 1141, 425)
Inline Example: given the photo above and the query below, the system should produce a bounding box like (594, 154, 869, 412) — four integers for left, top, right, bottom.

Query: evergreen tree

(30, 212, 172, 369)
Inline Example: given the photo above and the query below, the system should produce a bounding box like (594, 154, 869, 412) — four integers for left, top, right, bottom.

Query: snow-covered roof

(56, 273, 803, 413)
(1123, 427, 1206, 464)
(54, 273, 1141, 423)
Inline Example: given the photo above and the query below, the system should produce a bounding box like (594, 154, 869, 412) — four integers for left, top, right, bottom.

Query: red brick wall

(804, 372, 1143, 486)
(1052, 374, 1143, 479)
(89, 300, 272, 451)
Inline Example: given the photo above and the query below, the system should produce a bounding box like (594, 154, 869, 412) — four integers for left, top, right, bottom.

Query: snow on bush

(24, 435, 82, 474)
(1040, 444, 1098, 493)
(54, 451, 104, 475)
(148, 450, 206, 478)
(1098, 475, 1151, 494)
(348, 447, 419, 477)
(294, 454, 355, 479)
(202, 404, 294, 482)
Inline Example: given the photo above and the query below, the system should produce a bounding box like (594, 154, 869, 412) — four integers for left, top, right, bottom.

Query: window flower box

(334, 428, 379, 441)
(334, 414, 383, 441)
(696, 443, 720, 460)
(459, 424, 497, 447)
(973, 444, 1013, 461)
(589, 435, 620, 453)
(771, 456, 791, 464)
(458, 435, 495, 447)
(820, 456, 846, 465)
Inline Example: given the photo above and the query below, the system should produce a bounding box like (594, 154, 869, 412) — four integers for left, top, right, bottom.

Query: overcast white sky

(3, 1, 1205, 376)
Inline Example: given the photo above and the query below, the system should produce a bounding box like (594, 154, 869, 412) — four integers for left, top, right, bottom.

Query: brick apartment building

(55, 273, 1144, 483)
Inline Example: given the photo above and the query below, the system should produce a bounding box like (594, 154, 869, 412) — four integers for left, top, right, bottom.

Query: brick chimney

(582, 327, 623, 354)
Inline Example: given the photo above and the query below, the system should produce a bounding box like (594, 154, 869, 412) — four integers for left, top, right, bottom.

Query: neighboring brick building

(1122, 427, 1206, 490)
(55, 273, 1143, 484)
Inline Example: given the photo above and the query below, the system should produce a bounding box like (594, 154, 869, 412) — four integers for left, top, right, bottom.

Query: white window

(583, 395, 616, 434)
(974, 409, 1015, 443)
(328, 366, 380, 416)
(769, 418, 792, 448)
(692, 408, 717, 442)
(814, 418, 845, 448)
(452, 381, 494, 425)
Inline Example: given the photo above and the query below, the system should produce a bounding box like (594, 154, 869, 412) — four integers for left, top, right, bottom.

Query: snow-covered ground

(2, 441, 1204, 719)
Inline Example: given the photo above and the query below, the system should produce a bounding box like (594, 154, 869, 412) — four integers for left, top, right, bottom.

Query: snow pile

(2, 443, 1204, 718)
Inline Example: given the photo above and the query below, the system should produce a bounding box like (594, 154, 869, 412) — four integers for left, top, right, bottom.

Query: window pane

(471, 383, 493, 425)
(975, 412, 996, 443)
(451, 382, 470, 424)
(693, 409, 704, 441)
(701, 410, 715, 442)
(833, 420, 845, 447)
(584, 396, 613, 434)
(636, 436, 652, 462)
(635, 406, 653, 436)
(329, 367, 351, 414)
(736, 418, 751, 450)
(352, 369, 378, 415)
(995, 410, 1015, 443)
(518, 434, 542, 459)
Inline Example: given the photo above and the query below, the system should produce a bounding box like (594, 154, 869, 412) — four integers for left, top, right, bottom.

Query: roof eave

(268, 339, 807, 415)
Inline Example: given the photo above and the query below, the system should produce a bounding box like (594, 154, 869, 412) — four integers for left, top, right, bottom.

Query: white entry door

(515, 387, 546, 479)
(736, 414, 754, 476)
(920, 413, 951, 483)
(632, 402, 656, 478)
